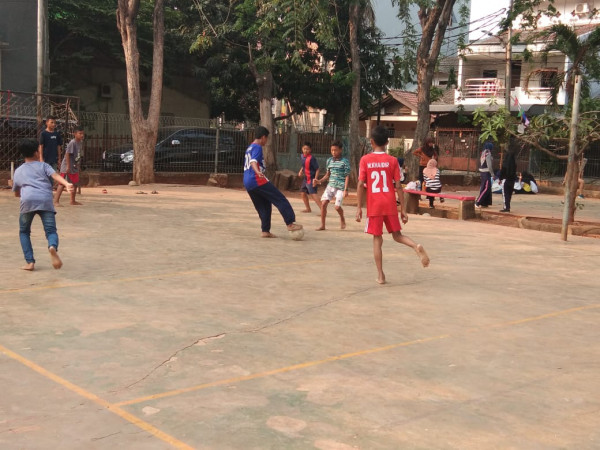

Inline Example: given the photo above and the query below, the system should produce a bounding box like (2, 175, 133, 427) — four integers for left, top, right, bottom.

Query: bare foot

(376, 274, 386, 284)
(287, 223, 303, 232)
(301, 209, 311, 213)
(261, 232, 277, 238)
(416, 244, 430, 268)
(70, 201, 83, 205)
(340, 219, 346, 229)
(315, 226, 326, 231)
(54, 203, 63, 207)
(21, 263, 35, 271)
(48, 246, 63, 269)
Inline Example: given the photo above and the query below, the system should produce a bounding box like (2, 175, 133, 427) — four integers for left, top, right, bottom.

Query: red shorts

(61, 173, 79, 184)
(365, 214, 401, 235)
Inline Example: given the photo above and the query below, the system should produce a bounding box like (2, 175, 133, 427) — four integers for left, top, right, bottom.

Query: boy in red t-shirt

(356, 126, 430, 284)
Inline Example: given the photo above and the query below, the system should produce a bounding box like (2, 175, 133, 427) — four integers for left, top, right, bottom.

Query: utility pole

(505, 0, 513, 111)
(36, 0, 45, 131)
(37, 0, 45, 95)
(561, 74, 583, 241)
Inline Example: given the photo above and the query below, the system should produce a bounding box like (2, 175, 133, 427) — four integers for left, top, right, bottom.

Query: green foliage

(430, 86, 444, 103)
(387, 142, 405, 158)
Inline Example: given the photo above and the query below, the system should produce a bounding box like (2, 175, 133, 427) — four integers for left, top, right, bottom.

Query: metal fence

(0, 90, 80, 170)
(434, 127, 600, 181)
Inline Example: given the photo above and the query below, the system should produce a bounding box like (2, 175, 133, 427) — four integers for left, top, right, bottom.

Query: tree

(392, 0, 463, 179)
(116, 0, 165, 185)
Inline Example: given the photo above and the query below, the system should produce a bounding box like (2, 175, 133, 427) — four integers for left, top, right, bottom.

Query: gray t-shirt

(12, 161, 56, 214)
(60, 139, 82, 174)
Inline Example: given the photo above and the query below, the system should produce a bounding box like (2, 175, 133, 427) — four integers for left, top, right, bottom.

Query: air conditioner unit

(575, 2, 590, 14)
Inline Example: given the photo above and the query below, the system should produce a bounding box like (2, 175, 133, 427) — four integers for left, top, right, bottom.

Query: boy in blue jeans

(13, 139, 74, 270)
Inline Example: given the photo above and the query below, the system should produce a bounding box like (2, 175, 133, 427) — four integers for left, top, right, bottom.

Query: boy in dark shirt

(38, 116, 63, 169)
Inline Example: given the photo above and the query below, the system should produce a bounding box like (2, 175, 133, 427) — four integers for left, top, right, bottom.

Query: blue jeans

(19, 210, 58, 264)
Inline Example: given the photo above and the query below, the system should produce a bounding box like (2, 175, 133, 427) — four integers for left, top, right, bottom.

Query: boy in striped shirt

(315, 141, 351, 230)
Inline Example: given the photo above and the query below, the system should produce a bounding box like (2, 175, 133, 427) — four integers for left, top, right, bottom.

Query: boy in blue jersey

(244, 126, 303, 238)
(315, 141, 351, 230)
(298, 141, 322, 213)
(13, 139, 74, 270)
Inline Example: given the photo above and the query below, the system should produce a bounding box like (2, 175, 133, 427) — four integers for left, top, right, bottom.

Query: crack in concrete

(118, 280, 432, 392)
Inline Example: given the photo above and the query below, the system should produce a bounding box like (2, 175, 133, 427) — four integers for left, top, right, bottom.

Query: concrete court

(0, 184, 599, 450)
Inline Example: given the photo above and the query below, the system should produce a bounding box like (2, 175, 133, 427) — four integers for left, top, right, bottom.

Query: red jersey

(358, 152, 400, 216)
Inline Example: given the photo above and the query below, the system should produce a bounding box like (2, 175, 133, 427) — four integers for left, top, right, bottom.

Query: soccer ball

(289, 228, 305, 241)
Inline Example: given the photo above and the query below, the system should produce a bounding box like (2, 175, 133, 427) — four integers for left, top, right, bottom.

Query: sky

(373, 1, 512, 43)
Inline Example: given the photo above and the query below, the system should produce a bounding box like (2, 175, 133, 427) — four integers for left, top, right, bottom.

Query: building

(0, 0, 38, 92)
(359, 90, 420, 151)
(432, 1, 600, 116)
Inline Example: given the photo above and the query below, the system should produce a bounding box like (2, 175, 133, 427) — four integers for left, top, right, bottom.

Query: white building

(432, 1, 600, 114)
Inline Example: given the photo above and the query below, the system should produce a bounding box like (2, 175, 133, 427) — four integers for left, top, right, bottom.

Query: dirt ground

(1, 184, 599, 450)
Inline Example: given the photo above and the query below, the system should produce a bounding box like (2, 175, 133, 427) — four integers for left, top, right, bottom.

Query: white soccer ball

(289, 228, 305, 241)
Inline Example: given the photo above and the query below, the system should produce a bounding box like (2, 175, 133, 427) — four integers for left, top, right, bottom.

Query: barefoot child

(12, 139, 74, 270)
(315, 141, 350, 230)
(298, 142, 322, 213)
(55, 126, 84, 206)
(355, 126, 429, 284)
(243, 126, 303, 238)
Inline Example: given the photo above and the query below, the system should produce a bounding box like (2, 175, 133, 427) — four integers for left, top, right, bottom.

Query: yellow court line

(115, 302, 600, 408)
(0, 259, 324, 295)
(0, 344, 194, 449)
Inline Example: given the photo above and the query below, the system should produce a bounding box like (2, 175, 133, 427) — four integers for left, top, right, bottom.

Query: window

(541, 68, 558, 88)
(511, 62, 522, 88)
(482, 70, 498, 78)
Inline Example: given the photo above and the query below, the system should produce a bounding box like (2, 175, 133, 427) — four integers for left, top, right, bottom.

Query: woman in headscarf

(423, 159, 443, 209)
(476, 142, 495, 208)
(413, 137, 438, 186)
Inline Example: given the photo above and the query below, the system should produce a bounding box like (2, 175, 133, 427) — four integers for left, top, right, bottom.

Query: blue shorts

(301, 179, 318, 195)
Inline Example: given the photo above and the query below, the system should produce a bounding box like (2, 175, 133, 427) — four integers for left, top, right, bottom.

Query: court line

(0, 343, 194, 449)
(115, 303, 600, 408)
(0, 259, 324, 295)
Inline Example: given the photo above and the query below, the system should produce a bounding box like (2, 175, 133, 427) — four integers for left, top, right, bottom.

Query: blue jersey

(243, 143, 269, 190)
(39, 130, 63, 165)
(301, 154, 319, 183)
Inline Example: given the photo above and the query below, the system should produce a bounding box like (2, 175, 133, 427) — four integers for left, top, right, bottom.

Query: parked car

(102, 127, 244, 172)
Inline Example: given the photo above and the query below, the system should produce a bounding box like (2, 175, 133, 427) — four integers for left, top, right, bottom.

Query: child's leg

(391, 231, 430, 267)
(54, 184, 64, 205)
(40, 210, 62, 269)
(334, 205, 346, 229)
(260, 183, 297, 226)
(301, 192, 311, 212)
(316, 200, 329, 230)
(18, 212, 36, 270)
(310, 193, 322, 209)
(333, 190, 346, 229)
(373, 235, 385, 284)
(248, 188, 273, 236)
(70, 188, 82, 205)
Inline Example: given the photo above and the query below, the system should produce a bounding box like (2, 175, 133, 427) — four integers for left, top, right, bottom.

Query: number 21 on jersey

(370, 170, 390, 193)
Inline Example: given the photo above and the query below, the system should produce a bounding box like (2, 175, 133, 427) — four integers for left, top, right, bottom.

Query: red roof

(388, 90, 418, 112)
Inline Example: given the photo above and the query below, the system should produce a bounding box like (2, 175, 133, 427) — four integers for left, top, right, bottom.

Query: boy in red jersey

(355, 126, 429, 284)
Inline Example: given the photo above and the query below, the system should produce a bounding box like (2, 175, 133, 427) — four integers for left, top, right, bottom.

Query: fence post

(214, 118, 220, 174)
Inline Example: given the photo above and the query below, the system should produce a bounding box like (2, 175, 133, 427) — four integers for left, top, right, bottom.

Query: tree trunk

(116, 0, 164, 185)
(349, 0, 361, 184)
(248, 56, 277, 179)
(406, 0, 456, 181)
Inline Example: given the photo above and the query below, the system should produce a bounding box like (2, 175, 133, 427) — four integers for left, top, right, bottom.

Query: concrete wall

(0, 0, 37, 91)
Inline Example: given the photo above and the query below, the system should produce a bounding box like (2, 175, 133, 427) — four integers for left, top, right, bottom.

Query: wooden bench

(403, 189, 477, 220)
